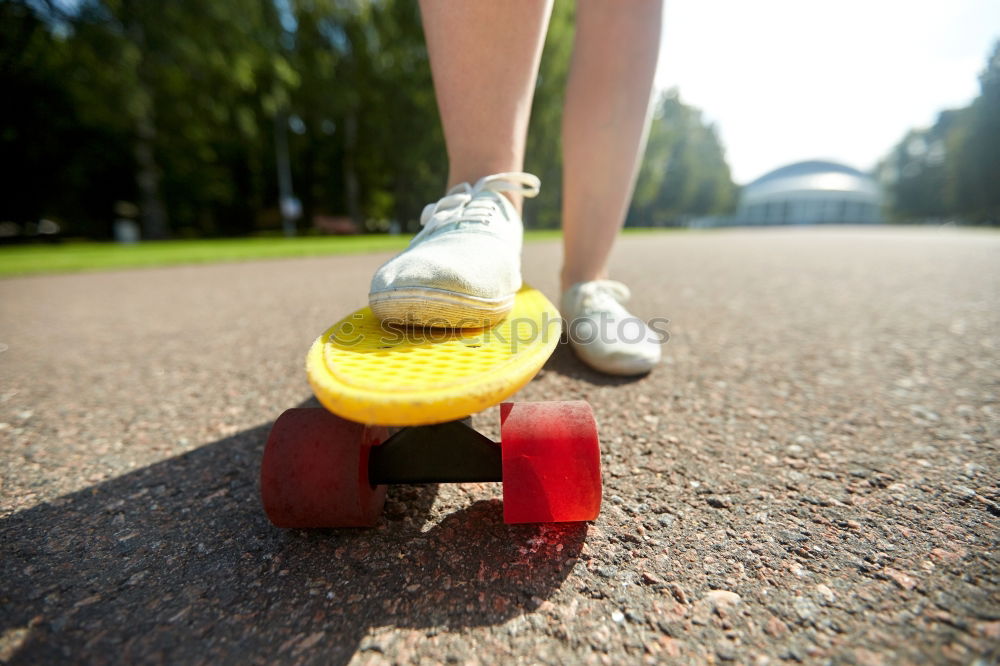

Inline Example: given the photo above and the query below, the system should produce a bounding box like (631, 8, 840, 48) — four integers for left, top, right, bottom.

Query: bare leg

(560, 0, 663, 290)
(420, 0, 553, 210)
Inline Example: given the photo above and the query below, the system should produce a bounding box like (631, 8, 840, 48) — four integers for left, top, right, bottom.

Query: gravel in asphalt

(1, 227, 998, 664)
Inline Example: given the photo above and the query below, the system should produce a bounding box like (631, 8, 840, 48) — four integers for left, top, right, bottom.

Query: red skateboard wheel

(500, 401, 602, 523)
(260, 408, 388, 528)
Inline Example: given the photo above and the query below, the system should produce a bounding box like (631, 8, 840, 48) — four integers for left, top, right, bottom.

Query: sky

(655, 0, 1000, 184)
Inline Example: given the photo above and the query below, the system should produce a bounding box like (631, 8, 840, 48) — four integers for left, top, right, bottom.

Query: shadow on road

(1, 399, 588, 664)
(542, 342, 648, 386)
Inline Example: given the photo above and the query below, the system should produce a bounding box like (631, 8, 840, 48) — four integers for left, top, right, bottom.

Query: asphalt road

(1, 227, 998, 665)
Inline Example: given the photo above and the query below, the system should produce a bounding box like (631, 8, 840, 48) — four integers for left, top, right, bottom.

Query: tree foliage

(522, 0, 575, 230)
(2, 0, 738, 239)
(629, 90, 737, 226)
(879, 41, 1000, 225)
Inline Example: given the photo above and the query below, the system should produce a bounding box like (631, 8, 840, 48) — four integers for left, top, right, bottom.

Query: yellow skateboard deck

(307, 286, 562, 426)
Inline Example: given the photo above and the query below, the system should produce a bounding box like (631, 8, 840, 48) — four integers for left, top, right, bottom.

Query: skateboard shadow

(0, 398, 588, 665)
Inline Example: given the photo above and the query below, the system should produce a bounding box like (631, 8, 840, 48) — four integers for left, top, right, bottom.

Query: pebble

(908, 405, 940, 421)
(955, 486, 977, 499)
(884, 568, 917, 591)
(962, 462, 986, 477)
(765, 616, 788, 637)
(707, 496, 732, 509)
(297, 632, 326, 652)
(657, 515, 676, 527)
(717, 643, 738, 661)
(976, 621, 1000, 640)
(641, 572, 663, 585)
(793, 596, 820, 622)
(929, 548, 965, 564)
(705, 590, 742, 609)
(669, 584, 689, 605)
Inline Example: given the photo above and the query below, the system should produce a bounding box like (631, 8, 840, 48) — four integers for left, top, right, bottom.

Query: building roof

(742, 160, 880, 205)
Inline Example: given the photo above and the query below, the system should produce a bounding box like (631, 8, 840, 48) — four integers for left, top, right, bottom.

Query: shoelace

(571, 280, 633, 317)
(416, 172, 540, 239)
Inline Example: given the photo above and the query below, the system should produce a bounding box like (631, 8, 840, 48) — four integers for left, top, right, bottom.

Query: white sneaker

(369, 172, 540, 328)
(561, 280, 663, 376)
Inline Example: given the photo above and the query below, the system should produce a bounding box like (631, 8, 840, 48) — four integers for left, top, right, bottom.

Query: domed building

(735, 160, 882, 225)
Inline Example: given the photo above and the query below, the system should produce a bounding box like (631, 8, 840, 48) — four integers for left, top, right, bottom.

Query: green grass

(0, 236, 409, 277)
(0, 229, 578, 277)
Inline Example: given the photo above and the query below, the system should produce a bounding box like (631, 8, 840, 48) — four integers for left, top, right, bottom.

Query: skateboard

(260, 285, 602, 527)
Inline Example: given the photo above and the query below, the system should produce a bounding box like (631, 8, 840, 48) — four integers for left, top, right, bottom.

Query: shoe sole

(369, 287, 514, 328)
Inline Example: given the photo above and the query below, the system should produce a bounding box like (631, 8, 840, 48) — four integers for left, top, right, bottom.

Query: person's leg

(368, 1, 553, 327)
(559, 0, 664, 375)
(421, 0, 553, 210)
(560, 0, 663, 289)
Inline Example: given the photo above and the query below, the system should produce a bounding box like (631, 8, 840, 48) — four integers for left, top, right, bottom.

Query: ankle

(560, 271, 608, 294)
(446, 170, 526, 215)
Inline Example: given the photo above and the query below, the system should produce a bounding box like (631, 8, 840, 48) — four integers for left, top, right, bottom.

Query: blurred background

(1, 0, 998, 246)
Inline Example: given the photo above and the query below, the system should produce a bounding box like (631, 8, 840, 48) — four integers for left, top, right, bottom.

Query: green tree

(7, 0, 291, 238)
(523, 0, 576, 229)
(2, 0, 740, 240)
(629, 90, 737, 226)
(0, 1, 136, 237)
(880, 40, 1000, 225)
(948, 41, 1000, 224)
(879, 118, 957, 221)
